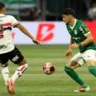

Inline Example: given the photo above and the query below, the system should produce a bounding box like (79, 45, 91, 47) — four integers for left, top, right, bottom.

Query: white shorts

(71, 49, 96, 66)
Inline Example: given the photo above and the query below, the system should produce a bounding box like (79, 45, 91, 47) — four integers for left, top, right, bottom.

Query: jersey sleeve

(79, 24, 90, 36)
(9, 16, 19, 27)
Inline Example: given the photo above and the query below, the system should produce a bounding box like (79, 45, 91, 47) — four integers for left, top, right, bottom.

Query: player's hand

(32, 38, 41, 45)
(65, 49, 72, 58)
(70, 44, 79, 49)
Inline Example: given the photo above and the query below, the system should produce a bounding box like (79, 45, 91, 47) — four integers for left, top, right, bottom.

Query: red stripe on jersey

(3, 23, 11, 26)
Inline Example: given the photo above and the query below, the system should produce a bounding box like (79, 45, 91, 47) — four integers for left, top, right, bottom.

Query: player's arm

(65, 37, 74, 58)
(16, 23, 40, 45)
(80, 33, 93, 46)
(71, 33, 93, 49)
(79, 24, 93, 46)
(9, 15, 40, 45)
(70, 24, 93, 49)
(69, 37, 74, 49)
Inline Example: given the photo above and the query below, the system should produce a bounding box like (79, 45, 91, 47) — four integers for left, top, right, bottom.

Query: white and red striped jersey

(0, 14, 19, 54)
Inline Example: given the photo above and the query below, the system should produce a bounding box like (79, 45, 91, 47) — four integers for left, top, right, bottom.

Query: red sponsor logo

(36, 23, 55, 42)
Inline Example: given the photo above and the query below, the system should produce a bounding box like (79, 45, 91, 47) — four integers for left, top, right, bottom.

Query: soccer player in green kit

(63, 8, 96, 92)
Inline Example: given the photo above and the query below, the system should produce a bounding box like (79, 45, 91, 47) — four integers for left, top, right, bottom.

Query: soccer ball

(43, 62, 55, 75)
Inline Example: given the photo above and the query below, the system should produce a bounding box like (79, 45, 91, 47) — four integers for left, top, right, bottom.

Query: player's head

(0, 2, 6, 14)
(62, 8, 75, 24)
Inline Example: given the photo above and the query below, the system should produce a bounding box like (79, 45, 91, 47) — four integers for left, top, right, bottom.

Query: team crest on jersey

(74, 30, 77, 35)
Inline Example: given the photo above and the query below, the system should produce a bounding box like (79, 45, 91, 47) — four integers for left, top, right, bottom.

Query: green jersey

(66, 19, 96, 53)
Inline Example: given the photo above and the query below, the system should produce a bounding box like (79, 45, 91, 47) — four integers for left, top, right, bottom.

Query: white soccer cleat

(7, 78, 15, 94)
(74, 86, 90, 92)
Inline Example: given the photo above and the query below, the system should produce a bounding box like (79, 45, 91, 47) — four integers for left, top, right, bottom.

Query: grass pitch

(0, 45, 96, 96)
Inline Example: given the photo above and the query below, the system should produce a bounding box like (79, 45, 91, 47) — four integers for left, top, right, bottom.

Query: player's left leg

(81, 50, 96, 77)
(8, 47, 28, 82)
(11, 58, 28, 82)
(87, 60, 96, 76)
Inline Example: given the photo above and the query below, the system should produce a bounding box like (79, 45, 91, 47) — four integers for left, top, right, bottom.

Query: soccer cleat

(74, 86, 90, 92)
(7, 78, 15, 94)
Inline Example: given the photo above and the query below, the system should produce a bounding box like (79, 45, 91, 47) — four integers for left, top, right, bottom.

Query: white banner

(12, 22, 70, 44)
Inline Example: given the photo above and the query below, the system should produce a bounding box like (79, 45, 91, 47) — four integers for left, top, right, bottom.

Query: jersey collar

(70, 19, 77, 29)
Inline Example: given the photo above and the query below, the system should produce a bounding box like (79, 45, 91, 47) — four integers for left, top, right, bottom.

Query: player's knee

(66, 61, 78, 69)
(64, 65, 72, 72)
(18, 59, 27, 66)
(87, 60, 96, 66)
(65, 64, 75, 69)
(88, 66, 96, 77)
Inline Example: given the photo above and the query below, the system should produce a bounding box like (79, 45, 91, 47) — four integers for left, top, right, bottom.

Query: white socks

(1, 64, 28, 84)
(1, 67, 9, 85)
(11, 64, 28, 82)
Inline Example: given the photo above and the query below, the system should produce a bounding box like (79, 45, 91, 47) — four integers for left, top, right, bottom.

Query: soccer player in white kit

(0, 2, 40, 94)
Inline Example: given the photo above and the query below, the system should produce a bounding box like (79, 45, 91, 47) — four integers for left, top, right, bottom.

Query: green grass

(0, 45, 96, 96)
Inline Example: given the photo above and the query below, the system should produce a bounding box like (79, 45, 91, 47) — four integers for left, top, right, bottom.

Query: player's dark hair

(63, 8, 75, 17)
(0, 2, 5, 10)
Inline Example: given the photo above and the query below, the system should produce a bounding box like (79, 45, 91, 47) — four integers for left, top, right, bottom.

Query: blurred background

(1, 0, 96, 44)
(1, 0, 96, 21)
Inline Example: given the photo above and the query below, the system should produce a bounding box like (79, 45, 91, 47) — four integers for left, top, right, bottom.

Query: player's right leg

(7, 47, 28, 94)
(64, 52, 90, 92)
(8, 60, 28, 94)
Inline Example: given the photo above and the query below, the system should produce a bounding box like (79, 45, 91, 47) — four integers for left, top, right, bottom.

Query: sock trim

(64, 66, 72, 71)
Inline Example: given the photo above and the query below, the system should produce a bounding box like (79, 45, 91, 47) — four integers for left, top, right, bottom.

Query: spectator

(20, 6, 41, 21)
(31, 6, 41, 21)
(88, 2, 96, 20)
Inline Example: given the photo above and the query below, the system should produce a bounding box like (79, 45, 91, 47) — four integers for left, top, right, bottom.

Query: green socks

(64, 66, 88, 88)
(88, 66, 96, 77)
(64, 66, 96, 88)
